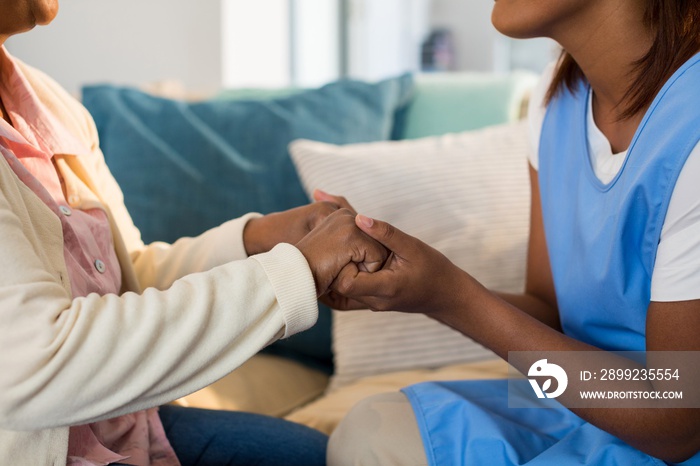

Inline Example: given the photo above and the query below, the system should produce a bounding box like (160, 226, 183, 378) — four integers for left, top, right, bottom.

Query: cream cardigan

(0, 60, 318, 465)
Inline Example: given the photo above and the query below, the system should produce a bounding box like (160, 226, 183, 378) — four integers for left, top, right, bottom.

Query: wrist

(430, 268, 480, 327)
(295, 240, 324, 297)
(243, 216, 267, 256)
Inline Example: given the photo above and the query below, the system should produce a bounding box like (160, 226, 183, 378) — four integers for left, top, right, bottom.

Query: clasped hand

(327, 215, 467, 316)
(244, 190, 464, 314)
(243, 190, 389, 301)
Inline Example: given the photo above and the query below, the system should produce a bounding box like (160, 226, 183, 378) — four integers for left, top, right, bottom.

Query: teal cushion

(215, 87, 306, 101)
(396, 71, 537, 139)
(83, 75, 413, 244)
(82, 75, 414, 372)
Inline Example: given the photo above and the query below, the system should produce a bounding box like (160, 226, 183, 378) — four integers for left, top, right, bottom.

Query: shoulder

(652, 138, 700, 301)
(14, 58, 100, 152)
(526, 61, 558, 171)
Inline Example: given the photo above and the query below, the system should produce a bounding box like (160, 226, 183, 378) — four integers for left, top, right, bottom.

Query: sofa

(81, 70, 538, 434)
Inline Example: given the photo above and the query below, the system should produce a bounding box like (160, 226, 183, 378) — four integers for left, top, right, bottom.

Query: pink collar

(0, 45, 90, 159)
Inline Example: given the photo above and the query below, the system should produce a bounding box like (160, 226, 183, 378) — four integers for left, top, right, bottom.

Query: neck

(556, 2, 651, 105)
(0, 98, 9, 125)
(551, 1, 652, 151)
(0, 44, 10, 125)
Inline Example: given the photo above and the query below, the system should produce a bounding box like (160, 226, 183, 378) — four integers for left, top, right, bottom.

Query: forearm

(342, 213, 699, 461)
(131, 213, 261, 290)
(496, 292, 561, 331)
(0, 244, 317, 431)
(434, 272, 699, 462)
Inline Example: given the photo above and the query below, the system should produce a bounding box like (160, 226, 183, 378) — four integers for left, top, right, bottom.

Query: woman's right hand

(295, 209, 388, 298)
(330, 215, 473, 316)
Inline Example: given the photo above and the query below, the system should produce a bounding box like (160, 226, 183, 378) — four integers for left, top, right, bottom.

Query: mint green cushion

(397, 71, 538, 140)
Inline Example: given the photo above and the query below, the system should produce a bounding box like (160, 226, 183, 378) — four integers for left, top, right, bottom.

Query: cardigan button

(94, 259, 106, 274)
(59, 205, 72, 216)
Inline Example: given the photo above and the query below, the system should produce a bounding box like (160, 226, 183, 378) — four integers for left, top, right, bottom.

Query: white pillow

(289, 122, 531, 389)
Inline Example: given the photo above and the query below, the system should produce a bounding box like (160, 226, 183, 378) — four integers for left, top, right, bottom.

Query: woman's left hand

(243, 190, 355, 256)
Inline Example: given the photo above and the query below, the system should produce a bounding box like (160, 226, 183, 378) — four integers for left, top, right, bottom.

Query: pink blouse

(0, 46, 179, 466)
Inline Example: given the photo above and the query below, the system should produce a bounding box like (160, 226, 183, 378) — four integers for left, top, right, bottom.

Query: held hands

(243, 190, 463, 314)
(243, 190, 389, 301)
(296, 209, 388, 298)
(330, 215, 467, 315)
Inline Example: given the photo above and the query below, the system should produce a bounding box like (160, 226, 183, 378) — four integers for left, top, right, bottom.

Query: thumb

(355, 214, 413, 255)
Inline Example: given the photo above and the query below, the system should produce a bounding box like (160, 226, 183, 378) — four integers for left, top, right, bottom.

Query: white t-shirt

(528, 63, 700, 302)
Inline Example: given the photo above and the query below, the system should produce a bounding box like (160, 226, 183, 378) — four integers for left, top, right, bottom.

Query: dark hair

(546, 1, 700, 120)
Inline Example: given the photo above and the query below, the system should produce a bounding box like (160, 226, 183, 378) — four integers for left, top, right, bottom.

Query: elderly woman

(0, 2, 386, 465)
(328, 0, 700, 465)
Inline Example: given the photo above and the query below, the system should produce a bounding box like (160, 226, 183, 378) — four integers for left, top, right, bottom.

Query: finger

(331, 262, 395, 307)
(325, 209, 383, 262)
(313, 189, 356, 214)
(355, 215, 417, 257)
(359, 258, 384, 273)
(320, 290, 367, 311)
(354, 235, 389, 272)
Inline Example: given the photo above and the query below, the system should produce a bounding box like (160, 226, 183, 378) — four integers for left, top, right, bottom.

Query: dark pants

(113, 405, 327, 466)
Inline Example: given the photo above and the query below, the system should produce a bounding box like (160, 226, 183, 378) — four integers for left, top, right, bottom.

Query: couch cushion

(290, 122, 531, 388)
(82, 75, 414, 372)
(82, 75, 413, 244)
(214, 87, 306, 101)
(396, 71, 537, 140)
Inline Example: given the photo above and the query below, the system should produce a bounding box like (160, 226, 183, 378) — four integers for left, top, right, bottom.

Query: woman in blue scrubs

(327, 1, 700, 464)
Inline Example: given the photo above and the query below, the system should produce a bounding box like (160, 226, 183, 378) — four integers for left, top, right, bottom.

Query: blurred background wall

(6, 0, 557, 96)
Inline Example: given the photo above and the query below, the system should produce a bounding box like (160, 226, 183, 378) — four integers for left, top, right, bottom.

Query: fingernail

(357, 214, 373, 228)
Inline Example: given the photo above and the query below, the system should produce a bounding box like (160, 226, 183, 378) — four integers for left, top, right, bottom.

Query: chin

(492, 18, 546, 39)
(491, 2, 548, 40)
(33, 0, 59, 26)
(492, 5, 524, 38)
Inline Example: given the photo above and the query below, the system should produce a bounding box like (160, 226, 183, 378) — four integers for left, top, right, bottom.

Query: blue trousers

(113, 405, 327, 465)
